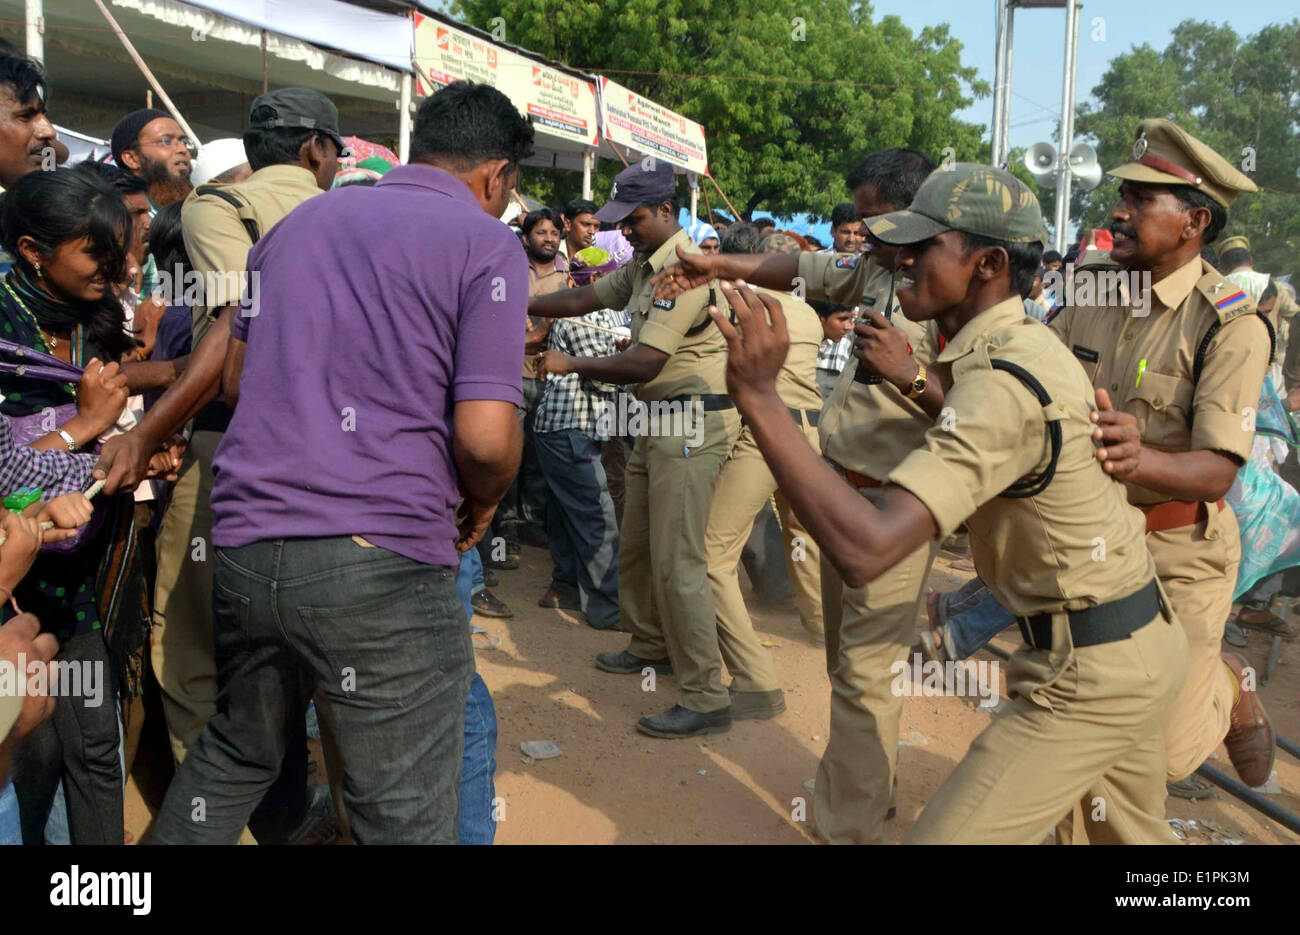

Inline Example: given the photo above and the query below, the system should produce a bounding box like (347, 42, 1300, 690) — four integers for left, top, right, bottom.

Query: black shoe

(595, 650, 671, 675)
(519, 525, 549, 548)
(637, 704, 732, 739)
(472, 589, 514, 619)
(729, 688, 786, 720)
(487, 554, 520, 571)
(482, 569, 499, 589)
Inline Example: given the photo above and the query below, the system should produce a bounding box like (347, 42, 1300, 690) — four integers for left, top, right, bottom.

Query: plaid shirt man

(817, 334, 853, 375)
(0, 411, 96, 498)
(534, 309, 626, 437)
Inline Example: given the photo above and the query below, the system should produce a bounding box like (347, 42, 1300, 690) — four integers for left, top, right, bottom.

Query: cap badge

(610, 182, 618, 199)
(1132, 132, 1148, 161)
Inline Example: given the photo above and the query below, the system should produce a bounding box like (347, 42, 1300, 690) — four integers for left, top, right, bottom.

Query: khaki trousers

(906, 608, 1189, 844)
(705, 420, 821, 693)
(1147, 506, 1240, 782)
(621, 408, 740, 713)
(814, 484, 936, 844)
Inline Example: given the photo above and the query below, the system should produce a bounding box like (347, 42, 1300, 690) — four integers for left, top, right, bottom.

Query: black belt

(1016, 579, 1161, 650)
(789, 407, 820, 427)
(663, 393, 734, 412)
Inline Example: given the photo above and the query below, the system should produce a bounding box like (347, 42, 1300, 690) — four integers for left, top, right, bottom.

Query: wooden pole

(92, 0, 200, 149)
(261, 30, 269, 94)
(706, 174, 742, 221)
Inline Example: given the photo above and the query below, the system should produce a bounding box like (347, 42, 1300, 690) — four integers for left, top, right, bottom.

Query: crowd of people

(0, 37, 1294, 845)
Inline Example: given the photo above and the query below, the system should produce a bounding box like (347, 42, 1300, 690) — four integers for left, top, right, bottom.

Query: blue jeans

(0, 779, 19, 845)
(150, 537, 473, 844)
(534, 428, 621, 629)
(936, 577, 1016, 659)
(457, 547, 497, 845)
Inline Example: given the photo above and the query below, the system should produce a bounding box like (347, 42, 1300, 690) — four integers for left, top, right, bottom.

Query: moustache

(1109, 224, 1136, 240)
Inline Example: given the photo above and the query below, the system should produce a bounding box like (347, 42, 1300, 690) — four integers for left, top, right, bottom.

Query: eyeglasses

(138, 135, 196, 157)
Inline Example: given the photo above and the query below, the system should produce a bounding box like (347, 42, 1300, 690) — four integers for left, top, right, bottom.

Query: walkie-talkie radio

(852, 269, 898, 386)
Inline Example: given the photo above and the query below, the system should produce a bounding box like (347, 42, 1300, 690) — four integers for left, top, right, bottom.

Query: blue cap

(594, 159, 677, 224)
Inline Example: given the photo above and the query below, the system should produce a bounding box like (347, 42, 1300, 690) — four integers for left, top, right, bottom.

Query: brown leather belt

(1139, 498, 1224, 534)
(844, 469, 882, 489)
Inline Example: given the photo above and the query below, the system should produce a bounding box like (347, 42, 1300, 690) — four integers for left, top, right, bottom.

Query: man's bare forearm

(529, 285, 604, 319)
(709, 253, 801, 292)
(1127, 447, 1240, 502)
(131, 309, 232, 445)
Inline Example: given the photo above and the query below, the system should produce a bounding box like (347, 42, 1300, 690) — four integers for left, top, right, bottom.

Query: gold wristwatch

(904, 363, 927, 399)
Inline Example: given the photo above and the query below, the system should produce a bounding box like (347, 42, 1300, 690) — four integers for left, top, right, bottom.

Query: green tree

(1073, 19, 1300, 274)
(451, 0, 987, 219)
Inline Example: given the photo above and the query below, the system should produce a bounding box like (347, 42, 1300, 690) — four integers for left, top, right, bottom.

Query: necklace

(3, 278, 56, 350)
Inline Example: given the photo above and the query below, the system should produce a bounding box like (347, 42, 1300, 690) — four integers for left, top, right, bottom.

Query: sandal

(1234, 608, 1298, 640)
(1167, 774, 1217, 800)
(471, 626, 502, 651)
(918, 591, 952, 664)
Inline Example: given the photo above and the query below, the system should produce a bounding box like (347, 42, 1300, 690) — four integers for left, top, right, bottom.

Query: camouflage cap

(865, 163, 1047, 247)
(761, 232, 803, 255)
(1218, 235, 1251, 255)
(1107, 118, 1257, 208)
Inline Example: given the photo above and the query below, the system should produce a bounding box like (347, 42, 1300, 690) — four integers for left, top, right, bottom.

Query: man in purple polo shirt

(150, 81, 534, 845)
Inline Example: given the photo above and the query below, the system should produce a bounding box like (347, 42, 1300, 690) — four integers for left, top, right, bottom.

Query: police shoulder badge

(1132, 132, 1148, 161)
(834, 255, 859, 269)
(652, 297, 675, 310)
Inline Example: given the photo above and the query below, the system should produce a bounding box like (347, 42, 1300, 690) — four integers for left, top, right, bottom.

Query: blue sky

(880, 0, 1288, 152)
(760, 0, 1290, 239)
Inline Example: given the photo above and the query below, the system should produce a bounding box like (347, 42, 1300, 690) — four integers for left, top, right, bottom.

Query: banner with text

(598, 76, 707, 175)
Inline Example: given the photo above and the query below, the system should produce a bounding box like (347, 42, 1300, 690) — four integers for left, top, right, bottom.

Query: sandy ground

(125, 541, 1300, 845)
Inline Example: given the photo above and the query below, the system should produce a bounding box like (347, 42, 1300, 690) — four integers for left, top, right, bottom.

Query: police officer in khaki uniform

(653, 148, 942, 843)
(701, 226, 825, 720)
(714, 163, 1189, 844)
(1048, 119, 1275, 793)
(530, 160, 741, 738)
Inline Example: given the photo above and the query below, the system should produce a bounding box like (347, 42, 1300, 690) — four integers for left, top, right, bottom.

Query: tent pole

(398, 73, 412, 164)
(261, 30, 269, 93)
(688, 172, 698, 221)
(24, 0, 43, 61)
(706, 175, 742, 222)
(581, 148, 593, 200)
(92, 0, 200, 148)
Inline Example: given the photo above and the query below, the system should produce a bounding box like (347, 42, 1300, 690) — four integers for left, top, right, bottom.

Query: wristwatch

(904, 363, 928, 399)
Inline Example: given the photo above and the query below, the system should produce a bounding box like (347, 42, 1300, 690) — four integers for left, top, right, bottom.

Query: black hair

(562, 198, 597, 221)
(0, 50, 47, 108)
(1, 168, 136, 359)
(1219, 247, 1252, 271)
(845, 148, 936, 212)
(809, 299, 854, 319)
(410, 80, 534, 172)
(752, 217, 775, 230)
(1171, 186, 1227, 244)
(522, 207, 561, 236)
(72, 159, 148, 197)
(1043, 250, 1063, 265)
(1063, 248, 1081, 267)
(147, 201, 190, 277)
(1261, 280, 1278, 306)
(960, 232, 1044, 299)
(708, 211, 732, 227)
(720, 221, 763, 255)
(243, 109, 326, 173)
(830, 202, 858, 229)
(803, 234, 825, 249)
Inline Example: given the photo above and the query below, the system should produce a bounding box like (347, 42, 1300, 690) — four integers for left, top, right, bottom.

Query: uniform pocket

(1130, 370, 1192, 448)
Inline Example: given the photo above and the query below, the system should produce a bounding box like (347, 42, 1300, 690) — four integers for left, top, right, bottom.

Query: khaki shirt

(760, 288, 823, 412)
(797, 251, 936, 480)
(888, 297, 1155, 616)
(592, 227, 726, 401)
(181, 164, 322, 344)
(525, 261, 569, 378)
(1048, 254, 1270, 506)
